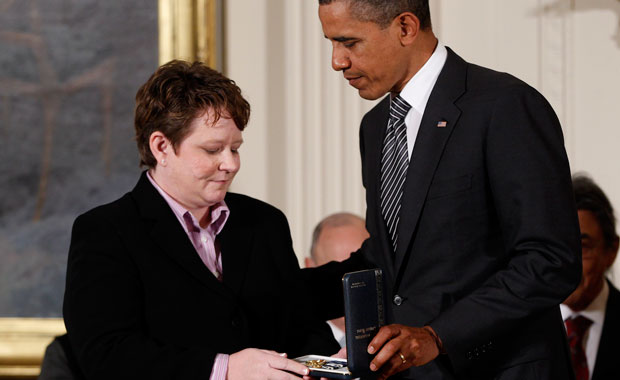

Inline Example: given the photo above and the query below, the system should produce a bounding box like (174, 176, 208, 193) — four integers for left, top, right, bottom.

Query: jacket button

(231, 316, 241, 328)
(393, 295, 403, 306)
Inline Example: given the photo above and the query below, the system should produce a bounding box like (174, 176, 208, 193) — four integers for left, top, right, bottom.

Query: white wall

(226, 0, 374, 262)
(225, 0, 620, 281)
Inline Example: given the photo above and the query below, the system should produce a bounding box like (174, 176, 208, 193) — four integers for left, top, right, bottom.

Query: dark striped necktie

(380, 95, 412, 253)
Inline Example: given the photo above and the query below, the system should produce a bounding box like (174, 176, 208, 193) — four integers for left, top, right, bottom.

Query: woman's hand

(227, 348, 310, 380)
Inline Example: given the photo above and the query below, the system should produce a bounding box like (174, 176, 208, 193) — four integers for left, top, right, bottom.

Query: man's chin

(357, 88, 384, 101)
(563, 290, 588, 311)
(353, 84, 387, 100)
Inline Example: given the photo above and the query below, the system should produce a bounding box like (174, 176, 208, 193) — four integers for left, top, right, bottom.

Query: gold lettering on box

(351, 281, 367, 289)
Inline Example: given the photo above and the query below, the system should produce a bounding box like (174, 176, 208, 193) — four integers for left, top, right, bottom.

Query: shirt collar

(560, 279, 609, 328)
(146, 170, 229, 235)
(397, 40, 447, 113)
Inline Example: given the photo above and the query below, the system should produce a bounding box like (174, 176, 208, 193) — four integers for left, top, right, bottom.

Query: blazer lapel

(592, 281, 620, 380)
(394, 48, 467, 271)
(365, 96, 398, 275)
(131, 172, 229, 296)
(218, 194, 255, 296)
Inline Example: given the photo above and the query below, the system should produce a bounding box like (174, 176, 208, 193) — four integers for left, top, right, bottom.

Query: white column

(225, 0, 269, 201)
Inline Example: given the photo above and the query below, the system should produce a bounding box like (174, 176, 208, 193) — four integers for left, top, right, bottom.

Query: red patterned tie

(565, 315, 592, 380)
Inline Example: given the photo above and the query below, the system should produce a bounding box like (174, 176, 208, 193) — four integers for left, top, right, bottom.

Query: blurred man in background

(306, 212, 369, 347)
(562, 174, 620, 380)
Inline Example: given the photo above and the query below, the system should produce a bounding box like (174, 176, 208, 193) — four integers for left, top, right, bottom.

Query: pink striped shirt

(147, 172, 229, 278)
(147, 171, 230, 379)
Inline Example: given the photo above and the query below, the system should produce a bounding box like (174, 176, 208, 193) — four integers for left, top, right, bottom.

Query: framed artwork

(0, 0, 221, 377)
(159, 0, 224, 70)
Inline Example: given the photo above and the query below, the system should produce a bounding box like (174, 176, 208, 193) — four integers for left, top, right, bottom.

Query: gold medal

(305, 359, 326, 368)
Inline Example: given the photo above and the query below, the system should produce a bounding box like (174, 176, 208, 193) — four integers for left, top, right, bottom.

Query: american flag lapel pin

(437, 120, 448, 128)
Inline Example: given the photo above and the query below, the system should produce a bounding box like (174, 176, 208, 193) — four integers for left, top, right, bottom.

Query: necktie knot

(389, 95, 412, 124)
(566, 315, 592, 340)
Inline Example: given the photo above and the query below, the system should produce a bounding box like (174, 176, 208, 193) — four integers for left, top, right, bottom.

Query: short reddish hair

(134, 60, 250, 168)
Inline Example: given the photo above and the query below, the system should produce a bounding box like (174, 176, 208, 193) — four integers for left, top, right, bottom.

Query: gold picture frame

(0, 3, 223, 379)
(158, 0, 223, 70)
(0, 318, 65, 379)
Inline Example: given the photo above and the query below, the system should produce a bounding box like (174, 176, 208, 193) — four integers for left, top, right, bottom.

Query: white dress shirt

(327, 320, 346, 348)
(560, 280, 609, 379)
(397, 41, 447, 160)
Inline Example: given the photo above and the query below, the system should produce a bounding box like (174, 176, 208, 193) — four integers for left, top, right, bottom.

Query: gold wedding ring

(398, 352, 407, 364)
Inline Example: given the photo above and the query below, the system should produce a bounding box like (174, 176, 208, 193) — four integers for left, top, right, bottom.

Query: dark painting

(0, 0, 158, 317)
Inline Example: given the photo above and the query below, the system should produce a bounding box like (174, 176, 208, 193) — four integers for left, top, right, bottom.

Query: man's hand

(367, 324, 441, 380)
(227, 348, 310, 380)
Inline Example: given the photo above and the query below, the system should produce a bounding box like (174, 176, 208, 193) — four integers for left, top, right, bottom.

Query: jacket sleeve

(265, 207, 342, 357)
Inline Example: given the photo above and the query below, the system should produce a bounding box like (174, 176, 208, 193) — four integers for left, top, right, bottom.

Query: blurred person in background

(561, 174, 620, 380)
(305, 212, 369, 347)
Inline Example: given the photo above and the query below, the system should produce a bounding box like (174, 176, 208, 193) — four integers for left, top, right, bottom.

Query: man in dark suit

(63, 61, 337, 380)
(561, 175, 620, 380)
(304, 1, 582, 379)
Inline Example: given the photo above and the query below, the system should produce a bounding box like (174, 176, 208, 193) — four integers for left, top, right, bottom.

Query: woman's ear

(149, 131, 171, 166)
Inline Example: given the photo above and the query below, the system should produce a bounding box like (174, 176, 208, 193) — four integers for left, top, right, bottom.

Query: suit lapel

(394, 48, 467, 271)
(131, 172, 230, 296)
(218, 194, 255, 296)
(592, 281, 620, 380)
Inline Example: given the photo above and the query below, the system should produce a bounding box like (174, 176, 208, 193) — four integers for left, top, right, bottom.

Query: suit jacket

(304, 47, 581, 380)
(592, 281, 620, 380)
(39, 334, 85, 380)
(63, 172, 339, 380)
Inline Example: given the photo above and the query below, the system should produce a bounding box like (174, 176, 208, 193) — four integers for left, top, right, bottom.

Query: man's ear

(611, 236, 619, 258)
(395, 12, 420, 45)
(604, 236, 619, 269)
(149, 131, 171, 166)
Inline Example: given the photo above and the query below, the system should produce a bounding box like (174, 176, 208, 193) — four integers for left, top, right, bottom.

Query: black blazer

(592, 281, 620, 380)
(304, 47, 581, 380)
(63, 172, 338, 380)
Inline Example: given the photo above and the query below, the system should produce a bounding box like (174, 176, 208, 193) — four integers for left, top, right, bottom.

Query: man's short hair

(134, 60, 250, 168)
(318, 0, 431, 30)
(573, 173, 618, 249)
(310, 212, 365, 259)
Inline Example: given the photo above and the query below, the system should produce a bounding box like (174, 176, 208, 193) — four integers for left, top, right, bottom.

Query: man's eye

(344, 41, 357, 48)
(205, 148, 220, 154)
(581, 243, 595, 252)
